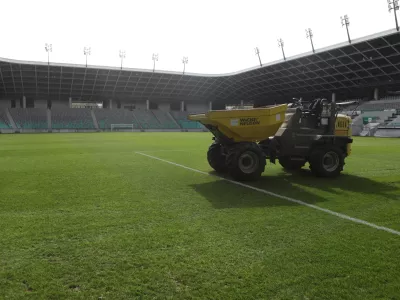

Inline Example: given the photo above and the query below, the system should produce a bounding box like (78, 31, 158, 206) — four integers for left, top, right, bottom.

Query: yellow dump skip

(188, 104, 287, 142)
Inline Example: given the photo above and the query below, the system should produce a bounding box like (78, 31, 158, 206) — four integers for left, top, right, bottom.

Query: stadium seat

(51, 108, 94, 129)
(94, 109, 141, 129)
(151, 110, 180, 129)
(9, 108, 48, 129)
(170, 111, 204, 129)
(0, 109, 11, 129)
(386, 116, 400, 127)
(132, 110, 162, 129)
(359, 99, 400, 111)
(360, 110, 397, 125)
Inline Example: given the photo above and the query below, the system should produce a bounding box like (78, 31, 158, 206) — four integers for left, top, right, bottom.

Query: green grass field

(1, 132, 400, 299)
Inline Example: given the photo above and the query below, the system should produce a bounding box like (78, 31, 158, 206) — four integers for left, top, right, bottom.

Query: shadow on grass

(190, 178, 301, 209)
(190, 169, 398, 209)
(261, 168, 400, 198)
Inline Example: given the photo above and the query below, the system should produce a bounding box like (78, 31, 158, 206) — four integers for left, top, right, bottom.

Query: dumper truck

(188, 98, 353, 181)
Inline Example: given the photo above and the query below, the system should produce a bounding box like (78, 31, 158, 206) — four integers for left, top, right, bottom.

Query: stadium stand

(94, 109, 141, 129)
(151, 110, 180, 129)
(381, 96, 400, 101)
(374, 128, 400, 137)
(347, 99, 400, 137)
(375, 107, 400, 137)
(132, 110, 162, 129)
(0, 109, 11, 129)
(170, 111, 204, 129)
(385, 116, 400, 128)
(9, 108, 48, 129)
(51, 108, 94, 129)
(359, 100, 400, 111)
(359, 122, 380, 137)
(361, 110, 397, 125)
(341, 99, 362, 111)
(350, 114, 363, 136)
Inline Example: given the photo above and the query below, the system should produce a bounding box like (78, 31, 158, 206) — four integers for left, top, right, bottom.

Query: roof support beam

(80, 67, 88, 99)
(187, 77, 209, 97)
(176, 77, 194, 97)
(112, 70, 122, 96)
(140, 72, 155, 99)
(148, 74, 165, 99)
(102, 70, 111, 95)
(123, 71, 133, 93)
(9, 63, 17, 94)
(69, 67, 75, 98)
(0, 65, 7, 95)
(35, 65, 38, 98)
(167, 75, 185, 97)
(131, 72, 144, 98)
(58, 66, 63, 101)
(90, 69, 100, 101)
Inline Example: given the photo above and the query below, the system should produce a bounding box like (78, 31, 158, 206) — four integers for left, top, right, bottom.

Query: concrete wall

(135, 102, 147, 110)
(51, 100, 69, 108)
(118, 100, 147, 110)
(35, 99, 48, 109)
(0, 100, 11, 108)
(375, 129, 400, 137)
(118, 100, 129, 109)
(158, 103, 170, 111)
(186, 103, 208, 112)
(2, 98, 209, 112)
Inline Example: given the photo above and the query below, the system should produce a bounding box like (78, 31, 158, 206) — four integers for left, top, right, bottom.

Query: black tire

(279, 157, 305, 171)
(309, 146, 344, 178)
(226, 143, 266, 181)
(207, 143, 227, 173)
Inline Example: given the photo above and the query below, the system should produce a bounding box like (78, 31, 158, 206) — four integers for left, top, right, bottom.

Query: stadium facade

(0, 28, 400, 136)
(1, 28, 400, 109)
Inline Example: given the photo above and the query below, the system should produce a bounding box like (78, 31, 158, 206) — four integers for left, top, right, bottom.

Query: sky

(0, 0, 397, 74)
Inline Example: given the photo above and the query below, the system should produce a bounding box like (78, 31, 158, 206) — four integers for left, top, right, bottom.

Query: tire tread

(226, 143, 266, 181)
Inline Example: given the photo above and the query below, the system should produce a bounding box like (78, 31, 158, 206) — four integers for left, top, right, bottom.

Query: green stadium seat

(51, 108, 94, 129)
(94, 109, 140, 129)
(9, 108, 47, 129)
(170, 111, 204, 129)
(151, 110, 179, 129)
(133, 110, 162, 129)
(0, 109, 12, 129)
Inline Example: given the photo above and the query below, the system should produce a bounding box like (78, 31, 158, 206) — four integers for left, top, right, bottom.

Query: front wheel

(309, 146, 344, 178)
(226, 143, 266, 181)
(207, 143, 227, 173)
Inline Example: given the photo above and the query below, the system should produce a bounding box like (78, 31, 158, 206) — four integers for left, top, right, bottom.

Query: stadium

(1, 28, 400, 136)
(1, 2, 400, 299)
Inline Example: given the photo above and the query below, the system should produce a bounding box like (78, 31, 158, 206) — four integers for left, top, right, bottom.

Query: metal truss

(1, 31, 400, 104)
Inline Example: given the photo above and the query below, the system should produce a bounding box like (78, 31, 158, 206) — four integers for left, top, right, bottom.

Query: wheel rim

(238, 151, 259, 174)
(322, 151, 339, 172)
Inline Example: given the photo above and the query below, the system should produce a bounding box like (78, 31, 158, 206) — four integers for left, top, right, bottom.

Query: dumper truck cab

(188, 98, 353, 181)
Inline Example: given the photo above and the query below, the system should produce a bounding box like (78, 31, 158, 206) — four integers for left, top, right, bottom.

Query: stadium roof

(1, 28, 400, 104)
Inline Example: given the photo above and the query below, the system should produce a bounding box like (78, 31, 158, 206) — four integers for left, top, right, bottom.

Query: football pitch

(1, 132, 400, 299)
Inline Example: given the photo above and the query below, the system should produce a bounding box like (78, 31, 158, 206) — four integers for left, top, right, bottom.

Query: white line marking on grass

(138, 150, 189, 153)
(136, 151, 400, 237)
(137, 149, 202, 153)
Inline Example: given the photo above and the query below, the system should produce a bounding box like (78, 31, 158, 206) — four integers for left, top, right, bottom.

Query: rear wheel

(207, 143, 227, 173)
(226, 143, 266, 181)
(309, 146, 344, 178)
(279, 156, 305, 171)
